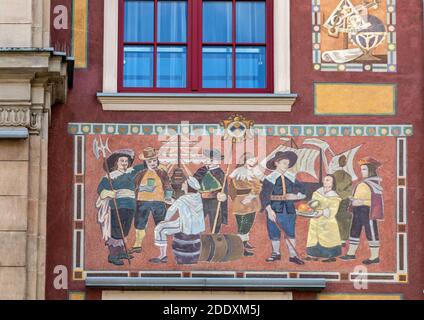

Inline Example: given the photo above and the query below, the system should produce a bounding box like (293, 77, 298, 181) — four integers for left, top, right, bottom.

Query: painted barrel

(172, 233, 201, 265)
(199, 234, 244, 262)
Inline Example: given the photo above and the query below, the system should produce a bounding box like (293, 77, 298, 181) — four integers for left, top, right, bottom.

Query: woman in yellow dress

(306, 175, 342, 262)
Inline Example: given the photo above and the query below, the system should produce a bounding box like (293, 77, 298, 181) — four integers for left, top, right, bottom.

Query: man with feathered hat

(260, 151, 306, 265)
(96, 149, 146, 266)
(340, 157, 384, 265)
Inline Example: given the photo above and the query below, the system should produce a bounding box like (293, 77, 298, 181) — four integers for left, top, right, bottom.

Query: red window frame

(117, 0, 274, 93)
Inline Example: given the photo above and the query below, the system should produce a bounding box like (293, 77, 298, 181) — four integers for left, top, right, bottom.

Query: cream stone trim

(274, 0, 291, 94)
(101, 0, 294, 108)
(97, 93, 297, 112)
(103, 0, 119, 93)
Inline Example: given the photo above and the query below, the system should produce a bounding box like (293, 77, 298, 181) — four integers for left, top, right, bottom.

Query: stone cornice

(0, 49, 73, 136)
(97, 93, 298, 112)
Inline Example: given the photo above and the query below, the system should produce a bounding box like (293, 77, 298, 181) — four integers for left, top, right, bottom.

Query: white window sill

(96, 93, 298, 112)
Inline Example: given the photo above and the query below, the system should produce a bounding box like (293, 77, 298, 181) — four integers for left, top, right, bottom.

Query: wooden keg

(199, 234, 244, 262)
(172, 233, 201, 265)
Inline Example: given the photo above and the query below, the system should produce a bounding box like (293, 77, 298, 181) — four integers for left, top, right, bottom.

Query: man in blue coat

(96, 149, 145, 266)
(260, 151, 306, 265)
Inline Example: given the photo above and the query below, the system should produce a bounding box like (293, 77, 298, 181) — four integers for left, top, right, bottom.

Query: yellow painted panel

(73, 0, 88, 68)
(315, 83, 396, 115)
(318, 294, 402, 300)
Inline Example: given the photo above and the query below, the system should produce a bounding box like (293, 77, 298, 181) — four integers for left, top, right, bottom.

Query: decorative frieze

(0, 107, 43, 134)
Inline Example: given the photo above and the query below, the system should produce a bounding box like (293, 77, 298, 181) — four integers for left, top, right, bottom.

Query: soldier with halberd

(194, 149, 228, 233)
(96, 149, 146, 266)
(260, 151, 306, 265)
(228, 152, 264, 256)
(130, 147, 173, 254)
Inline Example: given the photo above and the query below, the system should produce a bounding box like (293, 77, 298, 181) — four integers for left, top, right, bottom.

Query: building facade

(0, 0, 423, 300)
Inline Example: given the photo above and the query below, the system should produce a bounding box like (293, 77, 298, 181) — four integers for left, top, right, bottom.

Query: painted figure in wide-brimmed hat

(228, 152, 265, 256)
(260, 151, 306, 265)
(341, 157, 384, 265)
(96, 149, 146, 266)
(194, 148, 228, 233)
(130, 147, 173, 254)
(150, 176, 206, 264)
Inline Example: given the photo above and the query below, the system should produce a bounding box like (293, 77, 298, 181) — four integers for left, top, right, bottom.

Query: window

(118, 0, 273, 93)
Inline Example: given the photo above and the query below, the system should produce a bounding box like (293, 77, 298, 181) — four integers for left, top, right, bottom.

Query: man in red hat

(340, 157, 384, 265)
(260, 151, 306, 265)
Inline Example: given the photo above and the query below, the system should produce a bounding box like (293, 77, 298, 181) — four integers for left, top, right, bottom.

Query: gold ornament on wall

(221, 114, 255, 143)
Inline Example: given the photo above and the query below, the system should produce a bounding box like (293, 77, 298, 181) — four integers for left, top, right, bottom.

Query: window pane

(158, 1, 187, 42)
(236, 1, 265, 43)
(236, 46, 266, 88)
(124, 0, 154, 42)
(157, 46, 187, 88)
(123, 46, 154, 87)
(203, 1, 232, 43)
(202, 47, 232, 88)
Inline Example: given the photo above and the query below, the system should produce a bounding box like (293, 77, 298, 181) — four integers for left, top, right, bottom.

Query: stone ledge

(97, 93, 298, 112)
(86, 277, 326, 291)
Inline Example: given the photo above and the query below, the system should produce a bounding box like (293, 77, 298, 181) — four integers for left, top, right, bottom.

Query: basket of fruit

(296, 200, 320, 218)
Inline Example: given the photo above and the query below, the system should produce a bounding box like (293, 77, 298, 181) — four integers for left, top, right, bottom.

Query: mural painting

(69, 120, 412, 284)
(312, 0, 397, 72)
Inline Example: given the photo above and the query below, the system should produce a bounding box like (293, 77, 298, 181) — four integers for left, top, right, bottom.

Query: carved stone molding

(0, 107, 30, 127)
(0, 107, 43, 134)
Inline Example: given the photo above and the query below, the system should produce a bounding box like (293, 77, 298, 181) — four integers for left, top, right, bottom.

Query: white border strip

(349, 272, 397, 284)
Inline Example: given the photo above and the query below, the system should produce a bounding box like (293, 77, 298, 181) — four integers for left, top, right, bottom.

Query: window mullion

(153, 0, 158, 88)
(192, 0, 200, 91)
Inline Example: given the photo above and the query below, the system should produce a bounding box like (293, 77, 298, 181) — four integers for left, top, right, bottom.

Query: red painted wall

(46, 0, 424, 299)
